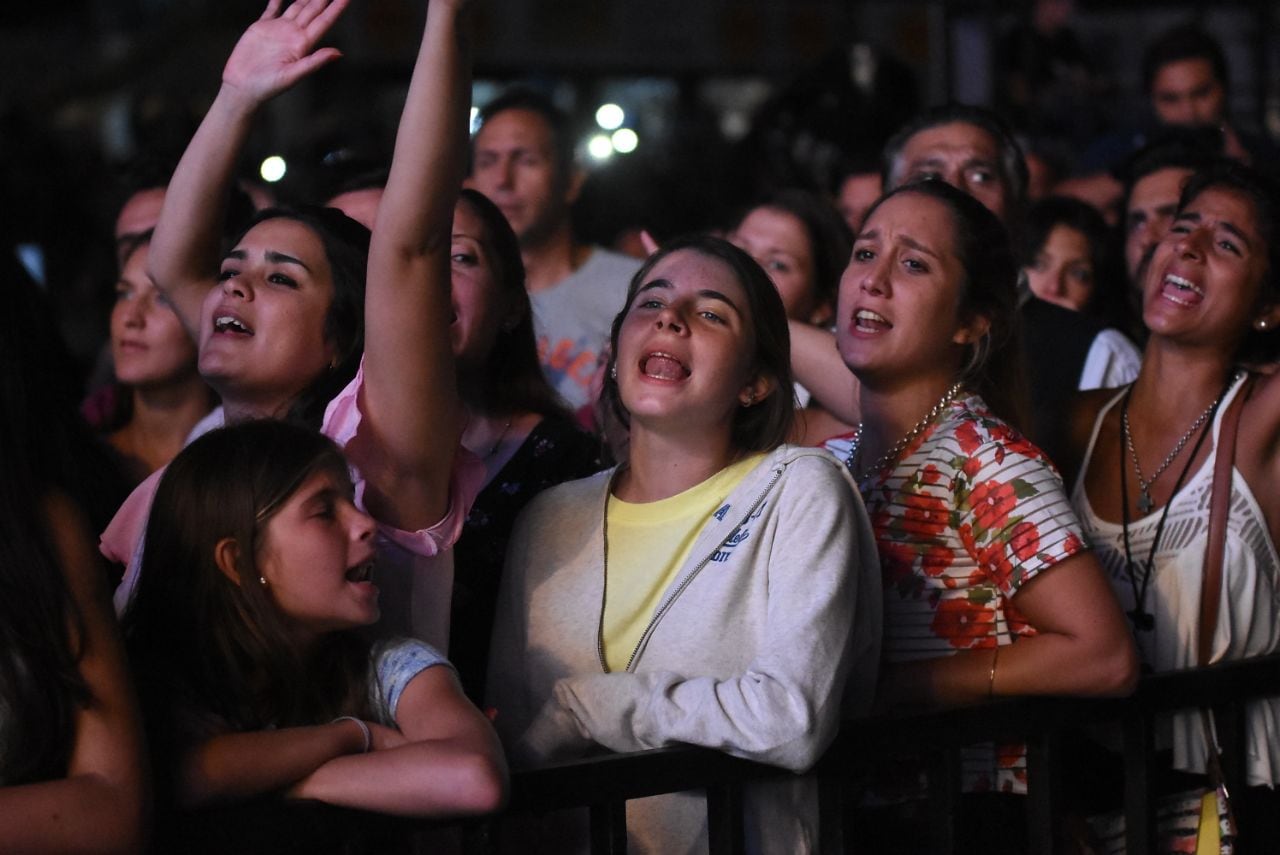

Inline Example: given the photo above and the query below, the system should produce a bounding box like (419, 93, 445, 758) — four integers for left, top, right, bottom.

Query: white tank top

(1072, 373, 1280, 785)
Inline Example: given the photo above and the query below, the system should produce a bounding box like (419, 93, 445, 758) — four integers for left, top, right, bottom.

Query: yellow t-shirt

(602, 454, 765, 672)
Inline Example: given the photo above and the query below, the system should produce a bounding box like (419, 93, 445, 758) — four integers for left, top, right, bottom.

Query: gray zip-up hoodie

(486, 445, 881, 854)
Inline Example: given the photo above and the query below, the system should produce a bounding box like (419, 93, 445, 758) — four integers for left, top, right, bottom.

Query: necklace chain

(845, 382, 964, 482)
(1121, 372, 1237, 514)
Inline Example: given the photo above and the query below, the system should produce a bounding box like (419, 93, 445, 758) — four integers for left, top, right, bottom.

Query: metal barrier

(478, 652, 1280, 854)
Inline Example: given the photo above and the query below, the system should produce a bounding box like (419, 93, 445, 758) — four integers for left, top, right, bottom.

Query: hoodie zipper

(596, 464, 785, 674)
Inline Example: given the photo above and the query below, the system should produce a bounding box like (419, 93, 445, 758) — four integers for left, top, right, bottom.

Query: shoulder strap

(1199, 373, 1257, 666)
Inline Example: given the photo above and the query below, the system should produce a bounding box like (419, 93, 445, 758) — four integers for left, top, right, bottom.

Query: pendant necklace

(1122, 374, 1235, 514)
(845, 381, 964, 484)
(1117, 376, 1230, 631)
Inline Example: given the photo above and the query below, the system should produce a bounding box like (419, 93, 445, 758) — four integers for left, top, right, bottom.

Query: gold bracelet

(988, 645, 1000, 700)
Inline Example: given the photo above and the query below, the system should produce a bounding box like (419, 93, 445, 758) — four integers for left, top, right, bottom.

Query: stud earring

(609, 364, 618, 380)
(259, 576, 268, 588)
(1257, 318, 1271, 330)
(742, 391, 757, 407)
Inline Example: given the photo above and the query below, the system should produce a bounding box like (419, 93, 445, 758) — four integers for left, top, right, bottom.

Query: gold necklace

(844, 382, 964, 483)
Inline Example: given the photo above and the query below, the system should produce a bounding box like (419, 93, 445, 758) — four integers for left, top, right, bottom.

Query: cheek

(109, 304, 129, 339)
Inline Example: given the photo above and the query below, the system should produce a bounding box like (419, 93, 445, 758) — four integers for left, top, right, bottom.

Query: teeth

(214, 316, 251, 334)
(855, 309, 892, 330)
(347, 561, 374, 583)
(1165, 275, 1204, 296)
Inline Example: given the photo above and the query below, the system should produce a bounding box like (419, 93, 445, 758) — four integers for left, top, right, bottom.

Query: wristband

(332, 715, 371, 753)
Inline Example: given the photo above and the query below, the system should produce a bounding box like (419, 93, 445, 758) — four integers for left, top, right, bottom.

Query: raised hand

(222, 0, 349, 106)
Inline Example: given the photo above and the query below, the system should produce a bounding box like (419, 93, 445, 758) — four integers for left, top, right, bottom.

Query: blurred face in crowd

(115, 187, 166, 258)
(111, 242, 199, 389)
(894, 122, 1011, 223)
(730, 206, 822, 323)
(468, 108, 579, 248)
(1124, 166, 1193, 284)
(836, 172, 882, 234)
(1151, 58, 1226, 127)
(1023, 225, 1095, 312)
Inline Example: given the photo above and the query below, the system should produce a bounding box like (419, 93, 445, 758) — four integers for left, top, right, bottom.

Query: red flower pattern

(827, 395, 1083, 796)
(930, 597, 997, 648)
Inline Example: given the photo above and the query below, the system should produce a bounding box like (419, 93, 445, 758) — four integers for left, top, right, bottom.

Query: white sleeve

(1078, 329, 1142, 391)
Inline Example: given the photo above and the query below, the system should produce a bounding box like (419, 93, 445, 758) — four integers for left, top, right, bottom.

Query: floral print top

(825, 393, 1086, 793)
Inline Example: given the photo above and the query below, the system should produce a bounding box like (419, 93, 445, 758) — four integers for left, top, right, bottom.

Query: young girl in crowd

(102, 232, 216, 484)
(103, 0, 481, 649)
(1068, 160, 1280, 851)
(125, 421, 505, 852)
(728, 188, 856, 444)
(823, 181, 1136, 853)
(0, 256, 146, 853)
(1017, 195, 1141, 391)
(448, 187, 604, 701)
(486, 235, 881, 854)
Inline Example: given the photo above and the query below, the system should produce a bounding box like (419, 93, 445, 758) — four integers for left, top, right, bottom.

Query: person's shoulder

(771, 444, 858, 493)
(521, 465, 614, 520)
(582, 246, 643, 278)
(942, 397, 1054, 471)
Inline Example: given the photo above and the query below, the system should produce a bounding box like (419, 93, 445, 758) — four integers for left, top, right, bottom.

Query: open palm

(222, 0, 349, 103)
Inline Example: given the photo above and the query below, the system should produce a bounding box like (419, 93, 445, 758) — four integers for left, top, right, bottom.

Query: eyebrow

(856, 230, 942, 260)
(636, 278, 743, 314)
(223, 249, 312, 271)
(1175, 211, 1254, 249)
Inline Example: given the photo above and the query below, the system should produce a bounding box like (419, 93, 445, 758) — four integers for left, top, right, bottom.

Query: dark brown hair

(456, 188, 570, 419)
(125, 421, 371, 743)
(860, 181, 1029, 429)
(602, 235, 795, 453)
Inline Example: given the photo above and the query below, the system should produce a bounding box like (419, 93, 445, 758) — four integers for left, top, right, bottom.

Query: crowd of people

(4, 0, 1280, 853)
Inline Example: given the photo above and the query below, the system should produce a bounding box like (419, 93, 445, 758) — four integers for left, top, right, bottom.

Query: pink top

(103, 361, 484, 651)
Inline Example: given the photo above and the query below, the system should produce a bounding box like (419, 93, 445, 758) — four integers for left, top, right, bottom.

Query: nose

(350, 506, 376, 544)
(220, 273, 252, 301)
(655, 303, 685, 334)
(496, 156, 516, 189)
(1174, 226, 1207, 260)
(121, 295, 147, 328)
(857, 256, 891, 298)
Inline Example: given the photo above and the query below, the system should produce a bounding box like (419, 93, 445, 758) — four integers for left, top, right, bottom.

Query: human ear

(214, 537, 244, 587)
(740, 373, 778, 407)
(952, 313, 992, 346)
(1252, 302, 1280, 332)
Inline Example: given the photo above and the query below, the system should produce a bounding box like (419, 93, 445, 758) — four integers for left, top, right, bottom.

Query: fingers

(639, 229, 660, 257)
(279, 47, 343, 89)
(303, 0, 350, 39)
(258, 0, 283, 22)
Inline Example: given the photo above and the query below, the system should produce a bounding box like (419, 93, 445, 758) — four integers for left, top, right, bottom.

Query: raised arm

(0, 495, 147, 853)
(789, 320, 860, 424)
(353, 0, 472, 531)
(286, 666, 507, 816)
(147, 0, 348, 336)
